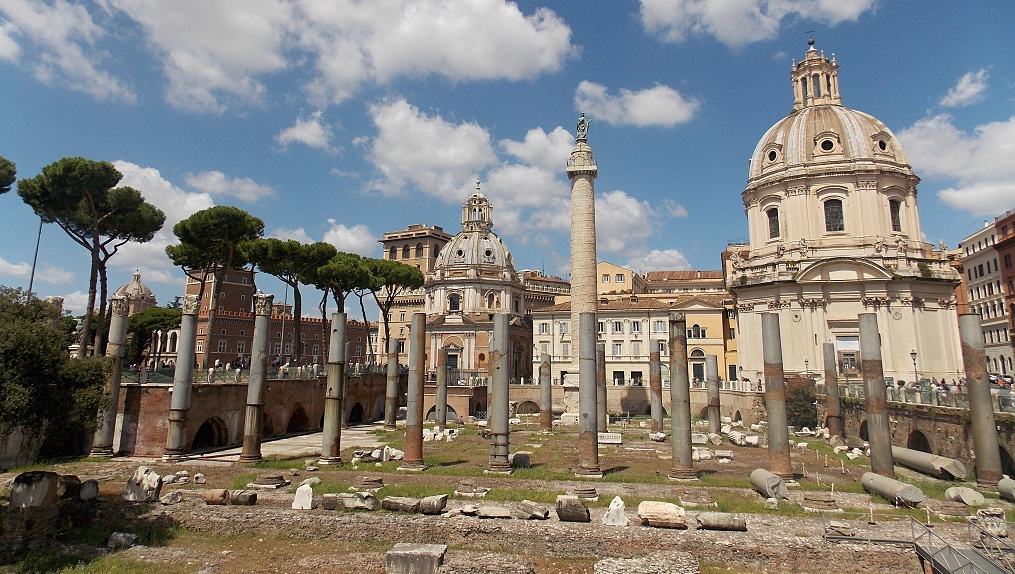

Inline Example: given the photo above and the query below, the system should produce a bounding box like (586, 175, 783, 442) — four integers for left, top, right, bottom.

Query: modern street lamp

(910, 350, 918, 384)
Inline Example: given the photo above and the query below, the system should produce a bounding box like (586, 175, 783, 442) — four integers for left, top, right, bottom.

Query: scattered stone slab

(920, 499, 970, 517)
(477, 505, 512, 519)
(205, 489, 230, 505)
(352, 476, 385, 492)
(825, 521, 855, 537)
(974, 508, 1008, 537)
(649, 432, 666, 442)
(247, 473, 290, 490)
(10, 471, 59, 508)
(559, 412, 579, 425)
(696, 512, 747, 531)
(945, 486, 986, 507)
(555, 495, 590, 523)
(601, 496, 628, 526)
(231, 490, 257, 506)
(598, 432, 622, 445)
(570, 486, 599, 502)
(386, 543, 447, 574)
(459, 504, 480, 516)
(454, 480, 490, 498)
(292, 484, 315, 510)
(301, 477, 322, 488)
(122, 466, 163, 502)
(679, 489, 716, 508)
(636, 501, 687, 529)
(437, 550, 535, 574)
(421, 494, 448, 515)
(159, 491, 183, 505)
(107, 532, 137, 549)
(690, 433, 708, 445)
(707, 433, 723, 446)
(594, 550, 699, 574)
(714, 450, 734, 462)
(335, 492, 380, 511)
(193, 473, 207, 484)
(801, 492, 842, 513)
(382, 496, 421, 513)
(513, 500, 550, 520)
(744, 435, 760, 447)
(79, 479, 98, 501)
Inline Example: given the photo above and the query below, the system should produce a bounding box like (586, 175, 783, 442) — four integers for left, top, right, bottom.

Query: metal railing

(913, 518, 999, 574)
(969, 519, 1015, 573)
(831, 383, 1015, 414)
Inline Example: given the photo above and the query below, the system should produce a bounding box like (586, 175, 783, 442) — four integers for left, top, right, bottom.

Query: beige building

(958, 222, 1012, 375)
(729, 39, 962, 385)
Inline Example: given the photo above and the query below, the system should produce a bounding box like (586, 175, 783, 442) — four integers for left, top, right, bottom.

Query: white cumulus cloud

(625, 249, 692, 273)
(365, 98, 497, 199)
(640, 0, 874, 47)
(574, 81, 699, 127)
(270, 227, 314, 243)
(898, 114, 1015, 217)
(940, 69, 989, 108)
(323, 220, 377, 256)
(499, 127, 574, 173)
(0, 0, 134, 101)
(185, 170, 276, 202)
(275, 110, 338, 153)
(595, 190, 660, 255)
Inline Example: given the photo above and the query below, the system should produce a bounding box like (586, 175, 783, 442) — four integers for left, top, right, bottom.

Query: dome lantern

(792, 38, 841, 111)
(462, 179, 493, 233)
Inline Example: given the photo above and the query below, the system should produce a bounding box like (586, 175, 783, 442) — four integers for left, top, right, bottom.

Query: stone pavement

(120, 423, 386, 466)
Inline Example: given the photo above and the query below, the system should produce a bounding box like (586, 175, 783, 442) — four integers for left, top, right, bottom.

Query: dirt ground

(1, 421, 1008, 573)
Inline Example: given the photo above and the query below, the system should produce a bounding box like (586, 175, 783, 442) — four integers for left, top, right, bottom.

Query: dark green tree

(305, 251, 372, 358)
(124, 306, 183, 367)
(786, 379, 818, 430)
(246, 239, 337, 365)
(0, 287, 107, 464)
(362, 257, 424, 355)
(17, 158, 165, 358)
(0, 155, 15, 194)
(165, 206, 264, 369)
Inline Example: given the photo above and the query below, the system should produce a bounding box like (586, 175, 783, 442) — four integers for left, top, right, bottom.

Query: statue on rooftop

(576, 113, 590, 140)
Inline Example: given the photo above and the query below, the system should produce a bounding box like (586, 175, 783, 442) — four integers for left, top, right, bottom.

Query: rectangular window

(602, 274, 610, 283)
(217, 339, 227, 353)
(196, 339, 203, 353)
(613, 371, 625, 385)
(399, 312, 406, 322)
(558, 322, 568, 335)
(653, 320, 666, 333)
(397, 340, 405, 353)
(612, 342, 622, 356)
(1006, 254, 1012, 269)
(767, 208, 780, 239)
(824, 199, 845, 232)
(631, 341, 641, 356)
(631, 321, 641, 333)
(561, 342, 570, 357)
(729, 328, 736, 339)
(598, 322, 606, 334)
(615, 274, 625, 282)
(889, 199, 902, 232)
(540, 342, 548, 354)
(657, 341, 667, 354)
(273, 342, 281, 354)
(312, 344, 319, 356)
(236, 341, 245, 354)
(284, 343, 292, 354)
(631, 371, 643, 385)
(538, 322, 550, 335)
(613, 321, 623, 333)
(221, 329, 227, 335)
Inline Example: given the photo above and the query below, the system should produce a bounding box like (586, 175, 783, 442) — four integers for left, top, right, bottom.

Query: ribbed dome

(748, 104, 911, 183)
(432, 191, 516, 275)
(114, 271, 155, 303)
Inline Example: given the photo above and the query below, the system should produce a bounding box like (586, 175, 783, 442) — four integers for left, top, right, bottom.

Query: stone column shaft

(400, 313, 427, 471)
(91, 295, 129, 456)
(164, 294, 199, 461)
(668, 313, 695, 480)
(539, 353, 552, 433)
(960, 314, 1003, 486)
(596, 342, 608, 430)
(705, 354, 721, 434)
(488, 313, 512, 473)
(435, 348, 448, 428)
(239, 293, 273, 463)
(649, 350, 663, 434)
(762, 313, 793, 478)
(577, 312, 601, 476)
(859, 313, 894, 478)
(319, 311, 347, 465)
(822, 342, 844, 439)
(383, 337, 400, 430)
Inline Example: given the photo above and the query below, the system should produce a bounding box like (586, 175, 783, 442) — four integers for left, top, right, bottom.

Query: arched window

(448, 294, 461, 312)
(402, 245, 410, 258)
(487, 293, 495, 308)
(824, 199, 844, 232)
(415, 243, 423, 257)
(889, 199, 902, 232)
(812, 74, 821, 97)
(767, 208, 780, 239)
(389, 246, 397, 260)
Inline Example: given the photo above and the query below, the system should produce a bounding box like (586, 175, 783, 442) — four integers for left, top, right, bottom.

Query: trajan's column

(567, 113, 598, 361)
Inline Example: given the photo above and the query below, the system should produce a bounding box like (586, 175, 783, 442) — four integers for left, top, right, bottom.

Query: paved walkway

(129, 423, 388, 466)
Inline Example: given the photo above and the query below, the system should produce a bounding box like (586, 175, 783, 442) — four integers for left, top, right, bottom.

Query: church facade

(729, 40, 963, 385)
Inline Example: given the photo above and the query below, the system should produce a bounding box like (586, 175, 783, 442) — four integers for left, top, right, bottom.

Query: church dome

(432, 186, 516, 276)
(747, 40, 913, 188)
(113, 270, 157, 315)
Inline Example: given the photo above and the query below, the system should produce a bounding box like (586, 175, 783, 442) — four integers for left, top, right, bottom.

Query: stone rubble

(122, 466, 163, 502)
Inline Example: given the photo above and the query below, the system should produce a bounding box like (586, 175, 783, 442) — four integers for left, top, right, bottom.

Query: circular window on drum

(820, 139, 835, 152)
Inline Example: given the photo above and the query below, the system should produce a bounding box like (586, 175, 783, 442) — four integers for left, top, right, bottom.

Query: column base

(162, 452, 189, 463)
(485, 462, 513, 475)
(89, 447, 114, 458)
(667, 469, 699, 481)
(383, 425, 397, 432)
(317, 456, 343, 466)
(397, 463, 428, 472)
(238, 455, 263, 464)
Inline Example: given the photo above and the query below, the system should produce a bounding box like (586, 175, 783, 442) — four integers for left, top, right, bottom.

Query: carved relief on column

(798, 297, 826, 309)
(767, 299, 791, 310)
(253, 292, 274, 316)
(110, 294, 130, 317)
(181, 293, 199, 315)
(938, 297, 956, 309)
(736, 303, 755, 312)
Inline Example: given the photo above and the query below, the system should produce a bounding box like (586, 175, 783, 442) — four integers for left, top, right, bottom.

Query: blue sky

(1, 1, 1012, 319)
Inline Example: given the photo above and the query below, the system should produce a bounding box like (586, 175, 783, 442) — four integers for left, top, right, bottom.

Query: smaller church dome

(432, 182, 516, 275)
(113, 271, 157, 315)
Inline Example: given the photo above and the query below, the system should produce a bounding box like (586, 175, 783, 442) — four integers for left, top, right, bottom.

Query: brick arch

(859, 419, 868, 442)
(287, 404, 310, 433)
(907, 430, 932, 453)
(192, 417, 228, 451)
(516, 400, 540, 414)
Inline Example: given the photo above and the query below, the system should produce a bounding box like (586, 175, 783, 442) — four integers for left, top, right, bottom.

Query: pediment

(796, 258, 892, 283)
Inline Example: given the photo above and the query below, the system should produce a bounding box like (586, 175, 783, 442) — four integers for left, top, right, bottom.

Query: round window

(820, 139, 834, 152)
(767, 150, 778, 162)
(878, 140, 888, 151)
(484, 249, 493, 257)
(456, 249, 464, 257)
